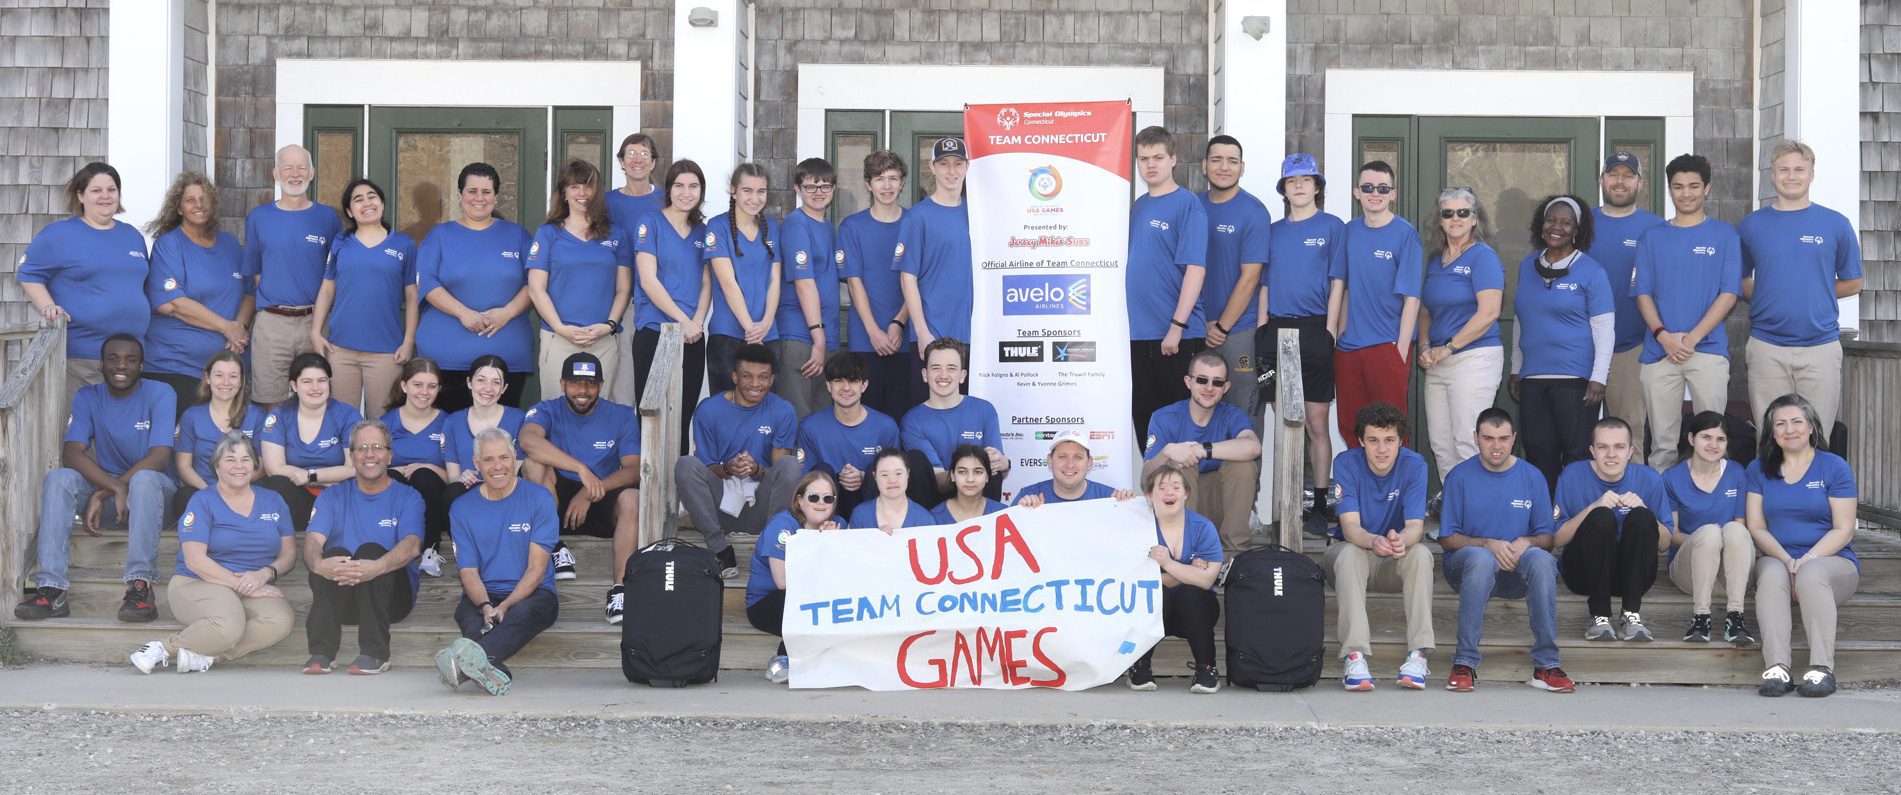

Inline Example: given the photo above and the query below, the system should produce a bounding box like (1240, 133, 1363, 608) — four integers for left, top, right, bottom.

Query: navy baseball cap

(932, 136, 967, 162)
(1603, 151, 1642, 176)
(1276, 152, 1324, 194)
(561, 352, 604, 382)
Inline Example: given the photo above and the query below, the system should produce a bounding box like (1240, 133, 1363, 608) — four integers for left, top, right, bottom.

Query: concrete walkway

(1, 663, 1895, 734)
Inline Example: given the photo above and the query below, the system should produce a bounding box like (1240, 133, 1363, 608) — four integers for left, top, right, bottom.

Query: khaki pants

(327, 346, 400, 416)
(1668, 521, 1754, 614)
(1641, 351, 1729, 469)
(1754, 554, 1858, 670)
(1323, 541, 1435, 657)
(1422, 346, 1502, 482)
(251, 311, 315, 404)
(164, 575, 295, 661)
(1143, 456, 1260, 551)
(1746, 338, 1842, 435)
(538, 330, 622, 403)
(768, 338, 826, 418)
(1606, 347, 1647, 460)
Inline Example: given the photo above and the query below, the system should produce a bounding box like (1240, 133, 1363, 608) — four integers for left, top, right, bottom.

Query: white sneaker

(175, 647, 214, 674)
(1396, 650, 1430, 690)
(129, 641, 168, 674)
(1341, 651, 1374, 691)
(766, 655, 790, 684)
(551, 542, 578, 581)
(419, 548, 446, 578)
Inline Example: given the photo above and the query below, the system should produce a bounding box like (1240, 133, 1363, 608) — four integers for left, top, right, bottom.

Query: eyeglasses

(803, 493, 837, 505)
(1190, 375, 1229, 388)
(350, 444, 390, 453)
(800, 184, 837, 194)
(1358, 184, 1394, 195)
(1439, 208, 1474, 219)
(623, 151, 654, 162)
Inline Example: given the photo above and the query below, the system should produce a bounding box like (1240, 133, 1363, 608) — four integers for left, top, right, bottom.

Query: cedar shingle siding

(1863, 2, 1900, 343)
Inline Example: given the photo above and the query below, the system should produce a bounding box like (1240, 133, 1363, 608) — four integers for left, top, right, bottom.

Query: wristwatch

(306, 469, 319, 485)
(1201, 442, 1215, 458)
(609, 319, 624, 335)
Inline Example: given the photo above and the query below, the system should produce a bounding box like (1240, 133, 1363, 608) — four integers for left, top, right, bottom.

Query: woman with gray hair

(1748, 393, 1859, 698)
(1510, 193, 1612, 492)
(129, 431, 296, 674)
(1416, 187, 1504, 482)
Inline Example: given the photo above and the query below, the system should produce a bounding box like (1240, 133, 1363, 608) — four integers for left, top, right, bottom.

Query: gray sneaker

(1617, 611, 1653, 642)
(1584, 615, 1616, 641)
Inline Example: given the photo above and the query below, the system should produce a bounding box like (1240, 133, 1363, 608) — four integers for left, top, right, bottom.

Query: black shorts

(552, 476, 629, 538)
(1256, 316, 1336, 404)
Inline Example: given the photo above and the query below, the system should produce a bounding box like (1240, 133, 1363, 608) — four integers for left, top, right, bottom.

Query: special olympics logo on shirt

(502, 250, 520, 260)
(1724, 488, 1739, 498)
(134, 420, 151, 431)
(383, 248, 405, 261)
(181, 512, 196, 528)
(1373, 249, 1394, 260)
(1623, 238, 1638, 248)
(1510, 498, 1534, 510)
(1383, 488, 1400, 503)
(593, 440, 616, 450)
(1148, 219, 1170, 231)
(1691, 246, 1717, 256)
(260, 513, 280, 522)
(1028, 166, 1062, 201)
(1799, 235, 1825, 246)
(1805, 480, 1825, 490)
(305, 235, 326, 246)
(1554, 282, 1581, 292)
(756, 425, 774, 435)
(1452, 265, 1471, 276)
(1303, 238, 1327, 247)
(161, 278, 179, 292)
(378, 517, 399, 528)
(599, 238, 619, 249)
(507, 522, 531, 534)
(1215, 224, 1237, 235)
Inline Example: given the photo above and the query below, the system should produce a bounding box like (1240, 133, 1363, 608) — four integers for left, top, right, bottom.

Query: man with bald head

(244, 145, 342, 405)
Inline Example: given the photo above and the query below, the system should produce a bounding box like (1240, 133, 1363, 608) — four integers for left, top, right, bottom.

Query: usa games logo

(1027, 165, 1062, 201)
(1002, 274, 1089, 316)
(1053, 341, 1097, 362)
(999, 341, 1045, 362)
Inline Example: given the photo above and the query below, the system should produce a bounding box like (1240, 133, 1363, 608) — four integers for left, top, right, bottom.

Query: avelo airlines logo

(1002, 274, 1089, 315)
(1028, 165, 1063, 201)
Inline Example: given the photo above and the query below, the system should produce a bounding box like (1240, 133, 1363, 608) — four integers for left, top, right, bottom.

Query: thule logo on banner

(1273, 566, 1284, 597)
(664, 560, 676, 592)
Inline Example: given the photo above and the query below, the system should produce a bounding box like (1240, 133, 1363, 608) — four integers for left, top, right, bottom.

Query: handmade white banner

(783, 499, 1163, 691)
(964, 100, 1137, 495)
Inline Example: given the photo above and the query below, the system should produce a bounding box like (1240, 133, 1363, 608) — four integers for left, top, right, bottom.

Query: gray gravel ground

(7, 709, 1896, 793)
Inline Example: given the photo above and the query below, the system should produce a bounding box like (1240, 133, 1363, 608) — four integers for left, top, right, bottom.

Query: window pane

(1361, 140, 1401, 183)
(1610, 142, 1655, 215)
(1443, 140, 1570, 309)
(914, 135, 938, 204)
(394, 132, 523, 241)
(831, 132, 875, 222)
(564, 131, 604, 173)
(314, 131, 355, 216)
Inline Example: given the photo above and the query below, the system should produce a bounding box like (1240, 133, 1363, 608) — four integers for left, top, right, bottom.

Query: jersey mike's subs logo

(1001, 274, 1089, 316)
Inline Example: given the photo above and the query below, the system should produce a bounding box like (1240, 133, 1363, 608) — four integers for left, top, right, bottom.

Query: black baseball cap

(561, 352, 604, 382)
(932, 137, 967, 162)
(1602, 151, 1642, 177)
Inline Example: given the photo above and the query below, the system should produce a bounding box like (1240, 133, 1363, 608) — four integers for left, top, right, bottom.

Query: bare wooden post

(636, 323, 684, 548)
(1274, 328, 1307, 551)
(0, 321, 67, 595)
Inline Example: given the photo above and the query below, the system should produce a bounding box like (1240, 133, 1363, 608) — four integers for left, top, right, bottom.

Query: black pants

(1138, 584, 1221, 668)
(435, 370, 529, 414)
(258, 475, 318, 533)
(863, 350, 925, 421)
(388, 468, 452, 551)
(807, 462, 872, 520)
(1130, 338, 1205, 441)
(306, 542, 417, 661)
(454, 587, 559, 675)
(553, 477, 629, 538)
(1255, 315, 1337, 408)
(706, 334, 745, 395)
(147, 371, 202, 420)
(902, 449, 1002, 509)
(1561, 506, 1660, 617)
(746, 589, 788, 656)
(1520, 377, 1595, 493)
(631, 328, 706, 456)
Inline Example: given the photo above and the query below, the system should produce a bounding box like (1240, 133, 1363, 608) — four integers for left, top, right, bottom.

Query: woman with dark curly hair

(1510, 194, 1612, 492)
(144, 171, 252, 413)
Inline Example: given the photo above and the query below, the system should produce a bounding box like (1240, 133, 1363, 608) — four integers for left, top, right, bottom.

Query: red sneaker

(1445, 664, 1476, 692)
(1530, 666, 1576, 693)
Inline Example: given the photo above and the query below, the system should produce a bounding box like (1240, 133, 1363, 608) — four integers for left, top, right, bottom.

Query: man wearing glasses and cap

(1140, 351, 1263, 551)
(895, 136, 975, 359)
(1588, 151, 1667, 462)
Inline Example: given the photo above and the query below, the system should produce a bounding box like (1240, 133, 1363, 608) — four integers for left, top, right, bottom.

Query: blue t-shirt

(930, 499, 1008, 525)
(1127, 188, 1210, 340)
(703, 213, 782, 341)
(66, 381, 177, 476)
(449, 481, 560, 594)
(244, 202, 341, 309)
(1011, 478, 1116, 505)
(848, 499, 935, 530)
(526, 222, 633, 332)
(606, 187, 666, 234)
(900, 396, 1002, 470)
(1199, 189, 1271, 334)
(415, 219, 534, 371)
(1739, 204, 1863, 347)
(175, 402, 267, 484)
(174, 487, 293, 579)
(380, 408, 448, 467)
(777, 210, 840, 345)
(796, 407, 900, 477)
(1663, 459, 1746, 561)
(524, 397, 639, 482)
(307, 478, 425, 595)
(1588, 208, 1667, 352)
(1513, 252, 1613, 379)
(1157, 511, 1226, 580)
(442, 406, 528, 474)
(144, 229, 249, 376)
(892, 198, 973, 344)
(691, 392, 799, 468)
(1440, 456, 1554, 542)
(1746, 452, 1858, 566)
(1264, 212, 1348, 319)
(18, 217, 151, 358)
(1554, 460, 1676, 537)
(1142, 400, 1253, 474)
(1336, 216, 1424, 352)
(747, 510, 804, 607)
(1632, 218, 1744, 364)
(1329, 447, 1428, 541)
(837, 209, 912, 353)
(322, 231, 418, 354)
(630, 210, 708, 332)
(259, 399, 363, 469)
(1420, 242, 1505, 349)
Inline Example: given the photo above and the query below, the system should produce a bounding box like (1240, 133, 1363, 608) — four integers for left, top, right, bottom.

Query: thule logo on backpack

(1273, 566, 1284, 597)
(664, 560, 676, 592)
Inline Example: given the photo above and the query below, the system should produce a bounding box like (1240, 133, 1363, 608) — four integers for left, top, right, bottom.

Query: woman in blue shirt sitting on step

(748, 470, 843, 685)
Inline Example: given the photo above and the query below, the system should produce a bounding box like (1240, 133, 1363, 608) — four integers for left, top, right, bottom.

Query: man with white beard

(243, 144, 342, 406)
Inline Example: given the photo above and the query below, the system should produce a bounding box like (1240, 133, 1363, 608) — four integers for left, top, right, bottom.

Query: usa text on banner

(965, 101, 1137, 496)
(784, 499, 1165, 691)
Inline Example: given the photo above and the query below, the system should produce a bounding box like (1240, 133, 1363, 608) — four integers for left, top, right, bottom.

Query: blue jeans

(1442, 544, 1560, 670)
(35, 468, 174, 589)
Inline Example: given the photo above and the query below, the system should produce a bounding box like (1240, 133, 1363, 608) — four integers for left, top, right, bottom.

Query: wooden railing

(0, 320, 65, 596)
(1844, 340, 1901, 524)
(1250, 328, 1306, 550)
(636, 323, 684, 547)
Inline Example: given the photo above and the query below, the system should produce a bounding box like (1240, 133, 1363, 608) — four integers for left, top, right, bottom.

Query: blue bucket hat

(1277, 152, 1324, 195)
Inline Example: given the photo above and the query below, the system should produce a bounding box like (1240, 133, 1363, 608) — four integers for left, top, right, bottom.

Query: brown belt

(261, 305, 313, 318)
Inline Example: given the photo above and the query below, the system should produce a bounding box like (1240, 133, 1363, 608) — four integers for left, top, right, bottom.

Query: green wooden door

(367, 107, 548, 243)
(890, 111, 964, 206)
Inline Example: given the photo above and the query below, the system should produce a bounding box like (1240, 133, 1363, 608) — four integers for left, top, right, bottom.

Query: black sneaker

(118, 580, 158, 623)
(604, 584, 625, 625)
(1190, 663, 1220, 694)
(14, 586, 69, 620)
(1683, 613, 1712, 642)
(1759, 664, 1795, 697)
(1724, 611, 1757, 646)
(1797, 666, 1837, 698)
(716, 546, 738, 579)
(1126, 658, 1156, 691)
(551, 542, 578, 581)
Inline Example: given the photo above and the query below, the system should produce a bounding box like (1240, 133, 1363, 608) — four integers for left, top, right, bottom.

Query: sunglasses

(1190, 375, 1229, 388)
(802, 493, 837, 505)
(1439, 208, 1474, 219)
(1357, 184, 1394, 195)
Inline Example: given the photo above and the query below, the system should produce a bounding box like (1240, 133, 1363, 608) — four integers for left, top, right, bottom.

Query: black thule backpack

(621, 537, 724, 687)
(1222, 543, 1325, 692)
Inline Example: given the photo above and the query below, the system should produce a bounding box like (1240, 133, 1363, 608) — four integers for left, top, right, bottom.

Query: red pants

(1334, 343, 1410, 448)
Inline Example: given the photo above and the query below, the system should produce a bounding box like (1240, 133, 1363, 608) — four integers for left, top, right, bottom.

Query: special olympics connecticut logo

(997, 107, 1021, 131)
(1028, 166, 1063, 202)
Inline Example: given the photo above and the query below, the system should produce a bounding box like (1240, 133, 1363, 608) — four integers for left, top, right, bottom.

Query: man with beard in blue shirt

(1198, 135, 1270, 414)
(1589, 152, 1666, 460)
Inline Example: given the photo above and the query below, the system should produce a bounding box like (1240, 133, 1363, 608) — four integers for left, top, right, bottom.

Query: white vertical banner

(965, 101, 1137, 496)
